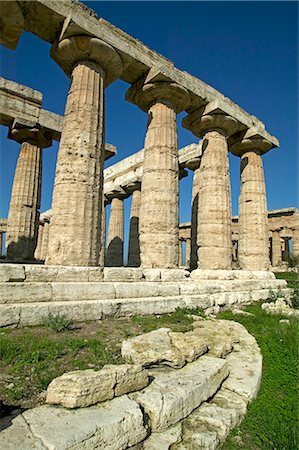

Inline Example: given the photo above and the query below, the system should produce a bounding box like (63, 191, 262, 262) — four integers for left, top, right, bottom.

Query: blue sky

(0, 1, 298, 257)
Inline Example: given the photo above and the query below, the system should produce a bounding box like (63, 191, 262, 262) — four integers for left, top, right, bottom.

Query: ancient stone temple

(0, 0, 293, 324)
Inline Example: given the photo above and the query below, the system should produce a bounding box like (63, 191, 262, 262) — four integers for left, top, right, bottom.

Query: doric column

(106, 192, 126, 267)
(99, 197, 107, 267)
(127, 182, 141, 267)
(185, 238, 191, 269)
(271, 230, 282, 267)
(40, 220, 50, 262)
(126, 78, 190, 268)
(183, 109, 240, 269)
(179, 239, 183, 267)
(34, 221, 44, 261)
(231, 130, 273, 270)
(282, 237, 290, 261)
(0, 233, 3, 257)
(6, 121, 51, 261)
(292, 228, 299, 257)
(186, 157, 201, 270)
(46, 36, 122, 266)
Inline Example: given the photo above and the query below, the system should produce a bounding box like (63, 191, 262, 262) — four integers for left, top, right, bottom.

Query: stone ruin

(0, 1, 296, 448)
(0, 0, 293, 327)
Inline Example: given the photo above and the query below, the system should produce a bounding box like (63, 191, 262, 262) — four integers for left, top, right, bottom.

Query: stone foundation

(0, 264, 287, 328)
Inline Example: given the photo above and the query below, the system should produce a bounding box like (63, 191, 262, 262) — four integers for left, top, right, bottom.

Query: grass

(218, 303, 299, 449)
(0, 308, 198, 408)
(275, 271, 299, 289)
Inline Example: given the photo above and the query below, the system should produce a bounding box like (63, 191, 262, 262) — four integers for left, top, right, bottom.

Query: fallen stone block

(122, 328, 185, 368)
(46, 364, 149, 408)
(132, 356, 229, 431)
(2, 397, 147, 450)
(169, 331, 208, 362)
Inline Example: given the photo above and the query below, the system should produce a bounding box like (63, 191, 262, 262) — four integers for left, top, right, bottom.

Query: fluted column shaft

(292, 228, 299, 257)
(40, 222, 50, 261)
(186, 238, 191, 269)
(238, 150, 270, 270)
(6, 142, 42, 260)
(282, 238, 290, 261)
(34, 222, 44, 260)
(128, 189, 141, 267)
(99, 201, 106, 267)
(106, 197, 124, 267)
(179, 240, 183, 267)
(197, 131, 232, 269)
(46, 62, 105, 266)
(140, 102, 179, 268)
(0, 233, 3, 256)
(271, 231, 282, 267)
(190, 167, 200, 270)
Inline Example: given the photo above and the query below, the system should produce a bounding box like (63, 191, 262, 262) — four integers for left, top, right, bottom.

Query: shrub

(290, 288, 299, 309)
(43, 313, 74, 332)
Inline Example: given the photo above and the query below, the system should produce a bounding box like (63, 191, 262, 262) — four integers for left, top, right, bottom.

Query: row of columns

(4, 33, 275, 271)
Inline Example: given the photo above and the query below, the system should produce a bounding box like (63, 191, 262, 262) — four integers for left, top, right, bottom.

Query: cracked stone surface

(131, 356, 229, 431)
(1, 396, 147, 450)
(46, 364, 149, 408)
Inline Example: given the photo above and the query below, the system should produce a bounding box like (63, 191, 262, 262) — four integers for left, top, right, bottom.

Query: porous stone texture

(128, 188, 141, 267)
(143, 424, 182, 449)
(131, 356, 228, 431)
(196, 130, 232, 269)
(122, 328, 185, 368)
(106, 196, 124, 267)
(1, 397, 147, 450)
(238, 150, 270, 270)
(261, 299, 299, 317)
(6, 142, 42, 261)
(0, 264, 25, 282)
(46, 36, 122, 266)
(46, 364, 149, 408)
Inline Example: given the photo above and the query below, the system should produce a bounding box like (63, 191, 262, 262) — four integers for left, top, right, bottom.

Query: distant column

(271, 230, 282, 267)
(34, 221, 44, 261)
(183, 111, 240, 269)
(6, 122, 51, 261)
(0, 233, 3, 257)
(99, 198, 107, 267)
(40, 221, 50, 262)
(231, 132, 273, 270)
(292, 228, 299, 257)
(186, 157, 201, 270)
(106, 194, 125, 267)
(185, 238, 191, 269)
(128, 183, 141, 267)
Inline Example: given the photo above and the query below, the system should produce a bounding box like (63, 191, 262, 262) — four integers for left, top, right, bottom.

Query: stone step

(131, 356, 229, 432)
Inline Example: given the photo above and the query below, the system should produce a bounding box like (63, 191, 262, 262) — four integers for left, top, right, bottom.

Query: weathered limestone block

(160, 269, 190, 282)
(142, 424, 182, 449)
(169, 331, 208, 362)
(127, 80, 190, 268)
(1, 397, 147, 450)
(122, 328, 185, 368)
(24, 265, 104, 282)
(6, 141, 43, 261)
(143, 268, 161, 281)
(51, 282, 115, 302)
(0, 415, 46, 450)
(132, 356, 229, 431)
(261, 300, 299, 318)
(0, 264, 25, 282)
(47, 37, 122, 266)
(192, 320, 238, 358)
(0, 283, 52, 304)
(190, 269, 276, 280)
(104, 267, 144, 282)
(106, 196, 125, 267)
(46, 365, 148, 408)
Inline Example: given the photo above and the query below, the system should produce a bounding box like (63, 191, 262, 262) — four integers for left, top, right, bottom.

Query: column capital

(50, 35, 123, 86)
(185, 157, 201, 171)
(105, 188, 128, 202)
(122, 181, 142, 195)
(0, 1, 24, 50)
(8, 119, 52, 148)
(126, 79, 190, 113)
(229, 128, 278, 156)
(183, 107, 240, 138)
